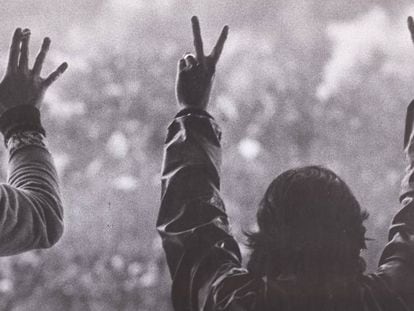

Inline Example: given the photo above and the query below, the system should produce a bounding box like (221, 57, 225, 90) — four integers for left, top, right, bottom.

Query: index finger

(7, 28, 22, 73)
(191, 16, 205, 67)
(404, 100, 414, 149)
(210, 25, 229, 63)
(408, 16, 414, 42)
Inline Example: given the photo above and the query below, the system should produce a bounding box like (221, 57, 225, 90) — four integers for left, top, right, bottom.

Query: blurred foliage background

(0, 0, 413, 310)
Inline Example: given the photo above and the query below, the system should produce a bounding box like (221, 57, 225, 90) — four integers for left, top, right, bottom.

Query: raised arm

(157, 17, 256, 311)
(0, 28, 67, 255)
(373, 16, 414, 309)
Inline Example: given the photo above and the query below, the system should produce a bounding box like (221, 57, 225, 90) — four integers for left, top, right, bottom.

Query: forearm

(0, 106, 63, 255)
(161, 18, 233, 310)
(375, 101, 414, 306)
(392, 100, 414, 252)
(158, 109, 226, 270)
(158, 109, 244, 310)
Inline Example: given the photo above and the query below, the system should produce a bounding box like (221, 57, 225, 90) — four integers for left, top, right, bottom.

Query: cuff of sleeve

(175, 108, 214, 119)
(0, 106, 45, 144)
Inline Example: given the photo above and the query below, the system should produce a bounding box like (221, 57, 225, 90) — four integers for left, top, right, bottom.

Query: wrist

(0, 92, 42, 115)
(0, 105, 45, 145)
(178, 101, 208, 110)
(176, 107, 213, 119)
(177, 93, 210, 111)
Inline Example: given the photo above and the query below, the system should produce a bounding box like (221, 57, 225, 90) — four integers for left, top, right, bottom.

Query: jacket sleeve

(0, 105, 63, 256)
(157, 109, 263, 311)
(375, 100, 414, 308)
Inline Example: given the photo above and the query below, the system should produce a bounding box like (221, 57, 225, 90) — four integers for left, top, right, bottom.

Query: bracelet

(6, 131, 46, 155)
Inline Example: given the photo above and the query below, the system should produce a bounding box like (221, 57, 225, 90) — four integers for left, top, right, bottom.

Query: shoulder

(360, 274, 410, 311)
(205, 267, 268, 311)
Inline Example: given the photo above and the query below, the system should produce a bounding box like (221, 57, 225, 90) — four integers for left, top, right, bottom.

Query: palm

(0, 29, 67, 114)
(0, 74, 42, 107)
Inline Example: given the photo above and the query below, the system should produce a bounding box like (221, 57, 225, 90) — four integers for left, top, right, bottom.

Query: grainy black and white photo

(0, 1, 412, 310)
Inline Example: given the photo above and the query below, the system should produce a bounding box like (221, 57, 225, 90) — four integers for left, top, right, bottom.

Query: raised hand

(176, 16, 229, 110)
(406, 17, 414, 148)
(408, 16, 414, 44)
(0, 28, 68, 114)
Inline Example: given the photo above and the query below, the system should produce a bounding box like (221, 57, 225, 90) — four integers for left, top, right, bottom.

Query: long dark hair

(246, 166, 368, 308)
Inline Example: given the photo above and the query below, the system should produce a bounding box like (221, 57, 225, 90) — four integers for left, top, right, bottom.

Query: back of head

(247, 166, 368, 283)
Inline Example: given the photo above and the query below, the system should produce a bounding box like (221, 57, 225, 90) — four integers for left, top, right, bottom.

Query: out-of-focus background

(0, 0, 413, 310)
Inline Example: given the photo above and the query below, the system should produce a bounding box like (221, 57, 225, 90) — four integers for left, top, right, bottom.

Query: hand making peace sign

(176, 16, 229, 110)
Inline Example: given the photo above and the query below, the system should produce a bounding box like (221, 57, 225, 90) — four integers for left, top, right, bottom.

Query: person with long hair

(157, 16, 413, 310)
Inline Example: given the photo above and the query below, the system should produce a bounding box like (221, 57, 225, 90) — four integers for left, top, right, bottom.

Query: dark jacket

(157, 107, 414, 311)
(0, 105, 63, 255)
